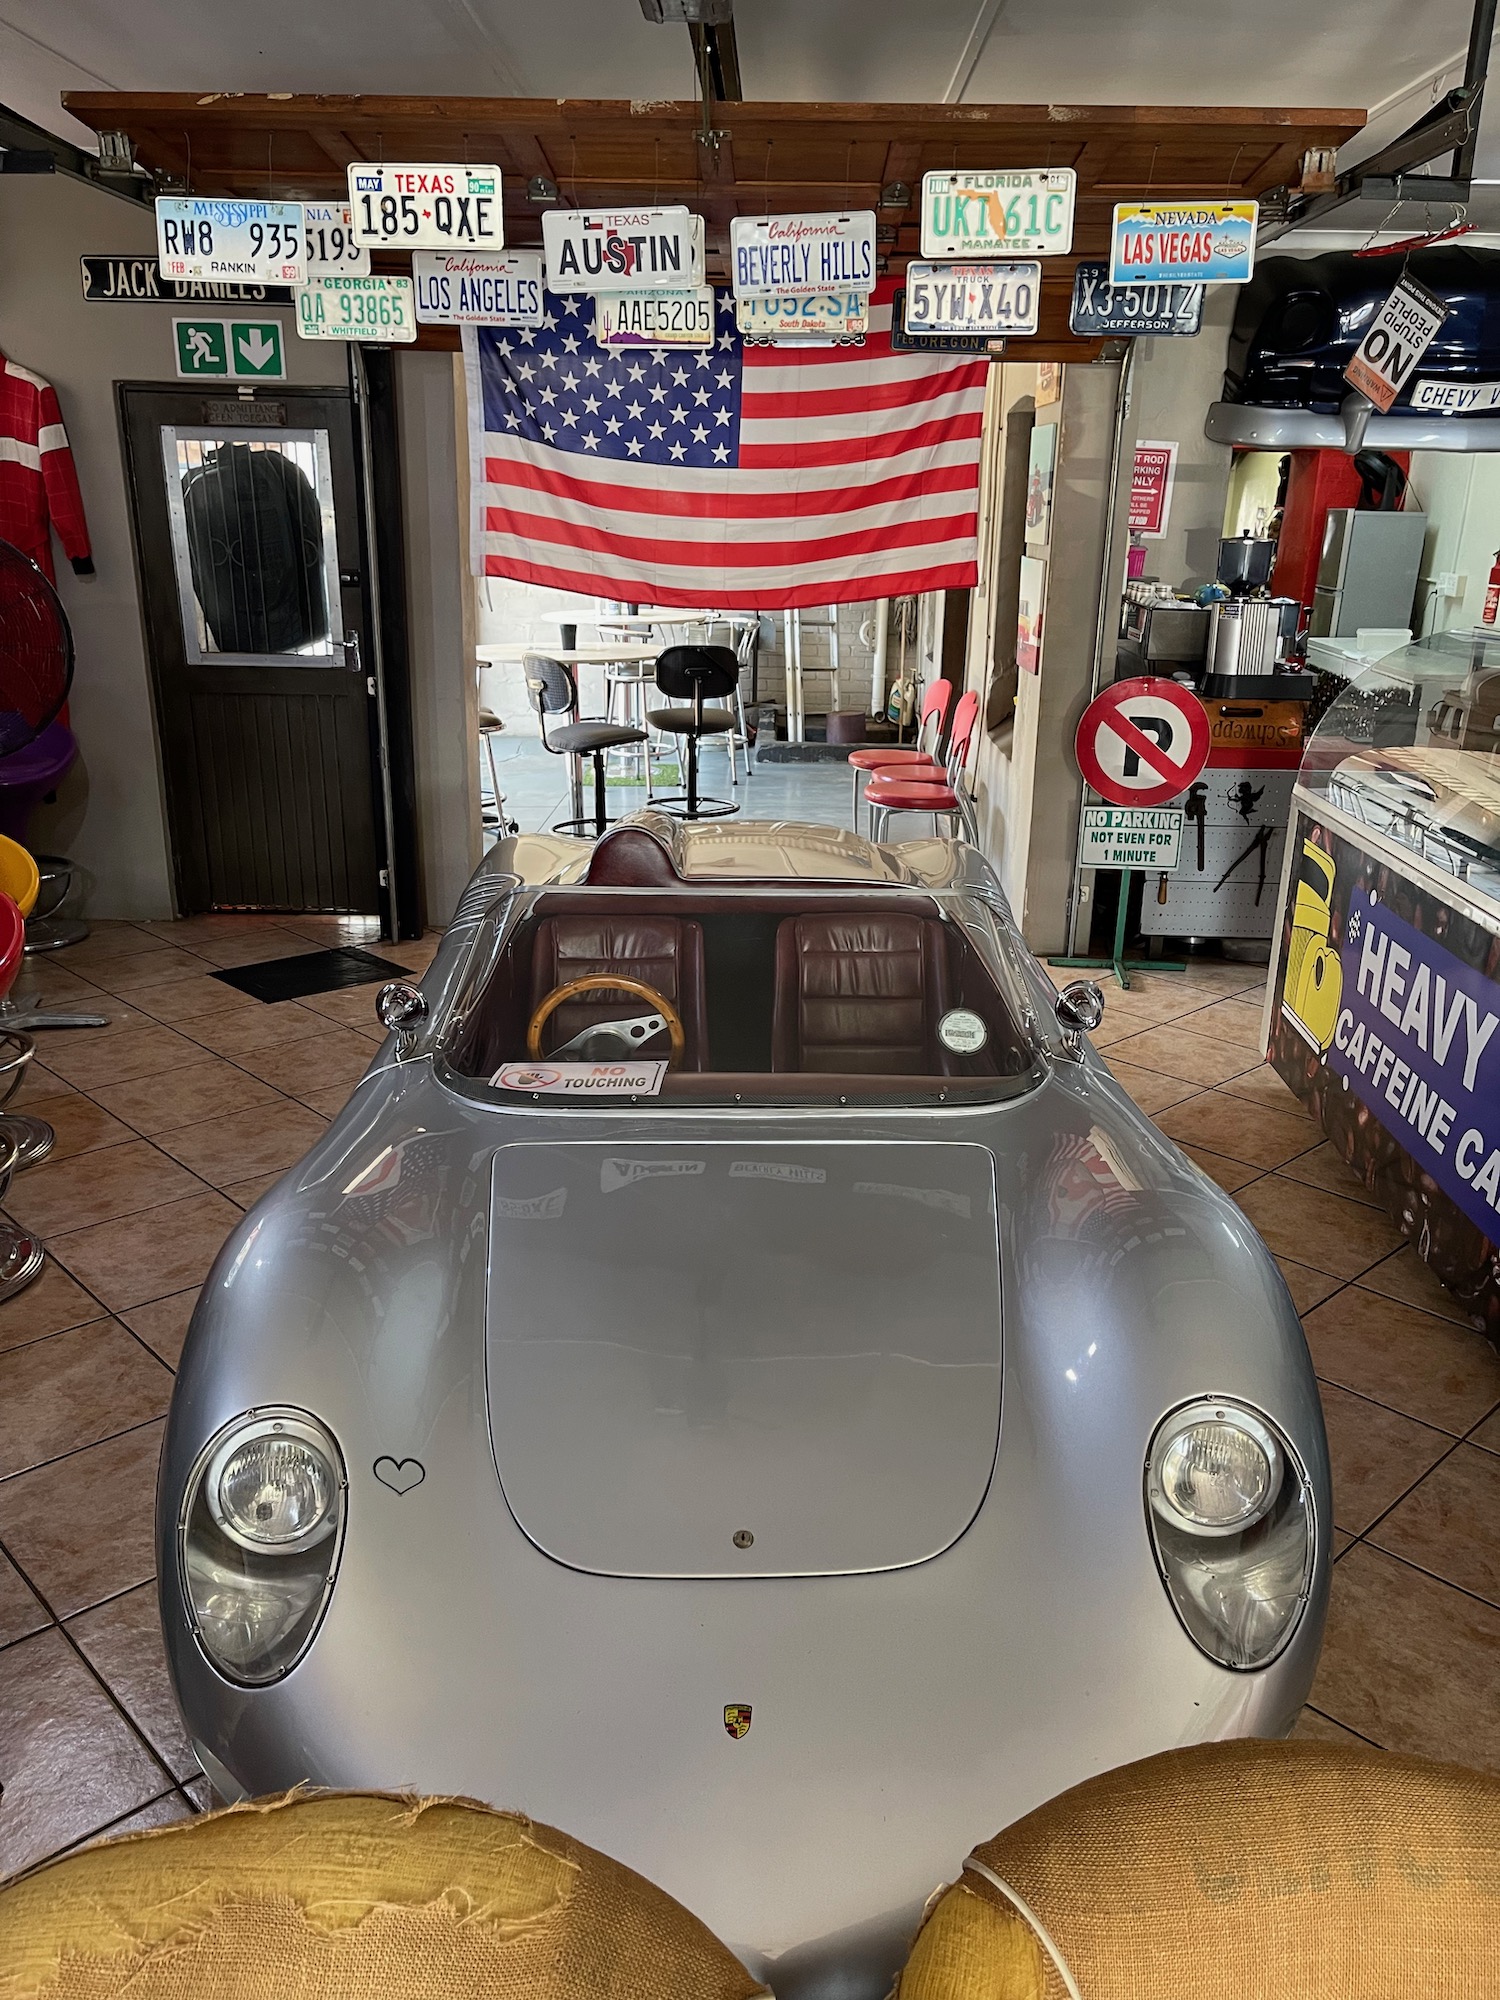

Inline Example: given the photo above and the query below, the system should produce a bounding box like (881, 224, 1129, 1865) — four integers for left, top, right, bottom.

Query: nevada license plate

(347, 165, 503, 250)
(155, 198, 307, 285)
(904, 262, 1040, 337)
(296, 275, 417, 342)
(921, 171, 1075, 258)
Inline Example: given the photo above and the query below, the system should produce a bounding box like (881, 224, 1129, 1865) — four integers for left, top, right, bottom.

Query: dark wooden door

(120, 383, 385, 918)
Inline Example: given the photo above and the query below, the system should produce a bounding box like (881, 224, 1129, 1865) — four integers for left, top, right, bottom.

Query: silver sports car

(160, 814, 1330, 1999)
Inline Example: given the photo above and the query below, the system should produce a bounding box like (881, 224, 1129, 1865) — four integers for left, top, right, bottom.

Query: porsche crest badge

(723, 1703, 752, 1740)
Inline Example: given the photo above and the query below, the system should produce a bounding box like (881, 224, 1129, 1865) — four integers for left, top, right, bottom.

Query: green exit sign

(173, 318, 286, 380)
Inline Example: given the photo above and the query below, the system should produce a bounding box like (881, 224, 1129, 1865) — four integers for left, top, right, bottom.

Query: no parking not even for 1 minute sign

(1074, 677, 1210, 872)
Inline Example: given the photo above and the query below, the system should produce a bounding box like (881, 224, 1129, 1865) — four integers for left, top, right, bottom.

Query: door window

(161, 427, 347, 666)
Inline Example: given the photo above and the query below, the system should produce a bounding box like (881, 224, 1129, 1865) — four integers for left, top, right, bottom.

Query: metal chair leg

(0, 1128, 44, 1299)
(0, 1031, 51, 1168)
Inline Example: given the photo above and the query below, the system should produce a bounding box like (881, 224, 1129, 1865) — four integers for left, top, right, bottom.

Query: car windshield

(439, 880, 1045, 1108)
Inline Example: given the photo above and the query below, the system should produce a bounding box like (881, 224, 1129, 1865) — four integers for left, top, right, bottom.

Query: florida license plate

(920, 171, 1075, 258)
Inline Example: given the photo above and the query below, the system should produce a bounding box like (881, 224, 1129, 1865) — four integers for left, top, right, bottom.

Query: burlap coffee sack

(0, 1790, 769, 2000)
(898, 1739, 1500, 2000)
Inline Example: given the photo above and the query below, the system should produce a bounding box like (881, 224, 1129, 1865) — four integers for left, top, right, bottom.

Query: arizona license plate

(296, 275, 417, 342)
(347, 165, 503, 250)
(904, 262, 1040, 337)
(920, 170, 1075, 258)
(155, 197, 307, 285)
(595, 288, 716, 346)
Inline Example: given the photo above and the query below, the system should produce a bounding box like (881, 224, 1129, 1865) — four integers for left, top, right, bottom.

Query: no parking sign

(1075, 677, 1209, 808)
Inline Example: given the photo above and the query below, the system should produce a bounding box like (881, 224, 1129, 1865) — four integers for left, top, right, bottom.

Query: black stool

(647, 645, 741, 821)
(523, 655, 647, 838)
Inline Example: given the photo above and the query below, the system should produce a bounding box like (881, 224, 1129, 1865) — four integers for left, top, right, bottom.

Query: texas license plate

(296, 275, 417, 342)
(903, 262, 1040, 337)
(347, 165, 503, 250)
(155, 197, 307, 285)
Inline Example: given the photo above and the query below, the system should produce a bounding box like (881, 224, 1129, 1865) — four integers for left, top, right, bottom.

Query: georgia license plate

(347, 165, 503, 251)
(296, 275, 417, 342)
(903, 262, 1041, 337)
(920, 170, 1075, 258)
(302, 203, 370, 277)
(155, 197, 307, 285)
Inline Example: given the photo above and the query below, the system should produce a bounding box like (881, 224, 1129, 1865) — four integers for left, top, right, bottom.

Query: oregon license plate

(347, 165, 503, 250)
(904, 262, 1040, 337)
(155, 197, 307, 285)
(296, 275, 417, 342)
(920, 171, 1075, 258)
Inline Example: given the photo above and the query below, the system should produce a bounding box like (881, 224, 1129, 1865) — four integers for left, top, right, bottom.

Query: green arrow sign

(174, 319, 228, 376)
(230, 320, 285, 378)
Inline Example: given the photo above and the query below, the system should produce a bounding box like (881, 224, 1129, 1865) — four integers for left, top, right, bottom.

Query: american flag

(462, 278, 987, 610)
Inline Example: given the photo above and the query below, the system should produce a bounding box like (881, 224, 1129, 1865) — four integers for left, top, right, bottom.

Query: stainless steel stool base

(649, 794, 740, 820)
(24, 915, 90, 953)
(0, 1224, 45, 1300)
(0, 1113, 54, 1168)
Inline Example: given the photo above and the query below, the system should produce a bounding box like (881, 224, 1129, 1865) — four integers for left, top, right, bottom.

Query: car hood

(484, 1139, 1002, 1578)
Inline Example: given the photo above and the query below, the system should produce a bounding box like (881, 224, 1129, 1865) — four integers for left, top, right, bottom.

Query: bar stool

(0, 721, 90, 950)
(865, 689, 981, 845)
(846, 678, 953, 830)
(523, 655, 647, 838)
(0, 833, 104, 1031)
(0, 887, 54, 1206)
(478, 705, 516, 835)
(646, 645, 741, 820)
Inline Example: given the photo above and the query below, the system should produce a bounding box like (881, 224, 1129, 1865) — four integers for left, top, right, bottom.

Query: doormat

(211, 947, 411, 1005)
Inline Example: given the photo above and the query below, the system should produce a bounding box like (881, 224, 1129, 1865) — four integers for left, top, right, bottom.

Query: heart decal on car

(373, 1455, 425, 1495)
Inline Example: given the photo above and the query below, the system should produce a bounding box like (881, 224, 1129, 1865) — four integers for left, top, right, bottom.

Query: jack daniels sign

(80, 256, 294, 306)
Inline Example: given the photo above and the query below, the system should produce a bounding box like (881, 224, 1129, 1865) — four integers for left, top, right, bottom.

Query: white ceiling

(1, 0, 1483, 152)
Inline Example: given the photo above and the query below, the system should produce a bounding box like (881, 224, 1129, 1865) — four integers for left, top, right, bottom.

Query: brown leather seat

(529, 915, 710, 1070)
(770, 912, 954, 1074)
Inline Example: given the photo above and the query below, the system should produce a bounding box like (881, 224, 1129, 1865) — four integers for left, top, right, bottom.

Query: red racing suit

(0, 351, 93, 583)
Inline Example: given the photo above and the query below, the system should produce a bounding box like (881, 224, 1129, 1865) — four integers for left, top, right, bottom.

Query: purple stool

(0, 722, 91, 955)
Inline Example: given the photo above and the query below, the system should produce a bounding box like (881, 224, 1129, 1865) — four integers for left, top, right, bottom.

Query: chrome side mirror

(1055, 979, 1105, 1034)
(376, 981, 428, 1033)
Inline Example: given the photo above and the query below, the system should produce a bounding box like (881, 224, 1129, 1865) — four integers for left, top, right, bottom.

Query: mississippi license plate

(302, 203, 370, 277)
(296, 275, 417, 342)
(347, 165, 503, 250)
(155, 197, 306, 285)
(735, 291, 869, 339)
(904, 262, 1040, 336)
(920, 170, 1075, 258)
(595, 288, 715, 346)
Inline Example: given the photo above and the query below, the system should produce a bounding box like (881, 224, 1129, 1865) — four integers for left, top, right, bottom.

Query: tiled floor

(0, 912, 436, 1879)
(0, 800, 1496, 1883)
(1078, 955, 1500, 1768)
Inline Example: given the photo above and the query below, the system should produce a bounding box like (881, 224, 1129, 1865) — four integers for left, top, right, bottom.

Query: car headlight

(180, 1409, 345, 1686)
(1144, 1398, 1315, 1671)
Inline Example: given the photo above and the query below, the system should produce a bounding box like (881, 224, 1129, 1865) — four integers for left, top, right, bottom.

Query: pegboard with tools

(1139, 768, 1296, 941)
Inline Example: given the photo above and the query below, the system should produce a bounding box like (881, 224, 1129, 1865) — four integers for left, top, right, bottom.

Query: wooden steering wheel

(526, 973, 686, 1066)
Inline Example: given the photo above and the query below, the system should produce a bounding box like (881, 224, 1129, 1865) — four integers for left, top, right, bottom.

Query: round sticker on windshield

(938, 1009, 988, 1054)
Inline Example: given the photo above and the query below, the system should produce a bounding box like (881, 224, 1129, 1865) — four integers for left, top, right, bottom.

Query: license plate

(595, 287, 716, 347)
(904, 262, 1040, 337)
(920, 171, 1075, 258)
(414, 251, 544, 326)
(347, 165, 503, 251)
(155, 197, 306, 285)
(735, 291, 869, 339)
(1068, 262, 1203, 337)
(544, 209, 703, 293)
(303, 203, 370, 277)
(295, 275, 417, 342)
(730, 212, 875, 297)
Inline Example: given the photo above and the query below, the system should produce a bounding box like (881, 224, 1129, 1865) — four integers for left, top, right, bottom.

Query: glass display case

(1264, 633, 1500, 1344)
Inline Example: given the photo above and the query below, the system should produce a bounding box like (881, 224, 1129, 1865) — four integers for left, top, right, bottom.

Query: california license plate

(903, 262, 1040, 337)
(295, 275, 417, 342)
(155, 197, 307, 285)
(920, 171, 1075, 258)
(347, 165, 503, 251)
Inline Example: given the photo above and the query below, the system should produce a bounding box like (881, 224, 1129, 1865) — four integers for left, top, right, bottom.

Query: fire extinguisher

(1485, 552, 1500, 626)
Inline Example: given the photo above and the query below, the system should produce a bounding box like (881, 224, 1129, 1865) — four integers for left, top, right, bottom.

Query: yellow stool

(0, 834, 39, 918)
